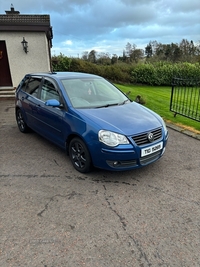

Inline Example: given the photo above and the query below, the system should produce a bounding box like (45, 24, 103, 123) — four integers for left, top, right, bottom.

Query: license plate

(141, 142, 163, 157)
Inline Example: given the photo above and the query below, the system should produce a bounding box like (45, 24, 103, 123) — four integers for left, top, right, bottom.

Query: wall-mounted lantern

(21, 37, 28, 53)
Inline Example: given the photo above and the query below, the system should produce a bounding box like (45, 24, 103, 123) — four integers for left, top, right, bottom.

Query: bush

(52, 53, 72, 71)
(101, 65, 131, 83)
(131, 62, 200, 85)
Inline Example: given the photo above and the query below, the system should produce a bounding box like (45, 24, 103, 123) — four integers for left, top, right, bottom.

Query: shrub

(52, 53, 72, 71)
(131, 62, 200, 85)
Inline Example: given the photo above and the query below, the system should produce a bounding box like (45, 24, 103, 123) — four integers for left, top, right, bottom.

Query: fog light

(113, 161, 119, 166)
(106, 160, 122, 168)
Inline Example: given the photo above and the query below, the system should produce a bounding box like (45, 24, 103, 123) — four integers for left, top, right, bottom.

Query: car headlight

(98, 130, 129, 147)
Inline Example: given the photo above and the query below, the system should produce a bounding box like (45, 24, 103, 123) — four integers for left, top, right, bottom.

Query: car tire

(16, 109, 29, 133)
(69, 137, 92, 173)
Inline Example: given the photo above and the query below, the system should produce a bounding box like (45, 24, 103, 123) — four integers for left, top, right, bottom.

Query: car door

(19, 76, 43, 128)
(34, 78, 66, 148)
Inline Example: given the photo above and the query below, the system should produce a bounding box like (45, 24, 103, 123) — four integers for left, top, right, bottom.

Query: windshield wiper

(96, 103, 119, 108)
(119, 99, 130, 105)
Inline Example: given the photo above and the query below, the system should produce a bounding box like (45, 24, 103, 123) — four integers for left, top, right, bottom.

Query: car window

(26, 77, 42, 97)
(94, 80, 119, 99)
(19, 77, 30, 92)
(40, 79, 60, 102)
(61, 78, 128, 108)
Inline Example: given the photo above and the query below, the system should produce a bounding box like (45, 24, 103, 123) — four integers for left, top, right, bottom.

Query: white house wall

(1, 31, 51, 87)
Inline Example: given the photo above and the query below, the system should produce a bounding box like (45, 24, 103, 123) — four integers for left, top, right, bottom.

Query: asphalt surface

(0, 100, 200, 267)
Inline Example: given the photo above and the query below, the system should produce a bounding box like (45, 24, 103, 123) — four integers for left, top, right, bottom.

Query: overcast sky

(1, 0, 200, 57)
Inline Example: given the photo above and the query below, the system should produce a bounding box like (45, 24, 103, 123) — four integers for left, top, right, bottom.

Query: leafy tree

(88, 50, 97, 63)
(52, 53, 72, 71)
(145, 43, 153, 58)
(97, 52, 111, 65)
(179, 39, 192, 61)
(130, 48, 144, 63)
(111, 54, 118, 64)
(173, 45, 182, 62)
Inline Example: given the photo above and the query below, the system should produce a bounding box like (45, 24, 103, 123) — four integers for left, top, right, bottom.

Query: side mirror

(45, 99, 60, 107)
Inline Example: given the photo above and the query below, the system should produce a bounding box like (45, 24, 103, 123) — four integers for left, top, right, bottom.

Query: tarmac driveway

(0, 100, 200, 267)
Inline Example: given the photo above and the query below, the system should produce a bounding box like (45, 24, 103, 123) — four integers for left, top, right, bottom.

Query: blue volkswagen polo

(15, 72, 168, 173)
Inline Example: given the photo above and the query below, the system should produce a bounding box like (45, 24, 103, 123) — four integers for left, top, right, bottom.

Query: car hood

(76, 102, 162, 136)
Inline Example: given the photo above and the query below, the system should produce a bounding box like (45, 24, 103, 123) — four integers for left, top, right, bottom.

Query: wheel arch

(67, 135, 94, 173)
(15, 105, 27, 122)
(65, 133, 93, 161)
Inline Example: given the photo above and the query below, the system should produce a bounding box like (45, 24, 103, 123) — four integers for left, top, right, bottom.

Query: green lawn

(116, 84, 200, 133)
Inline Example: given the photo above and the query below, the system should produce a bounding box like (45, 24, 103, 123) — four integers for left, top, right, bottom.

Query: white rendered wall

(1, 31, 51, 87)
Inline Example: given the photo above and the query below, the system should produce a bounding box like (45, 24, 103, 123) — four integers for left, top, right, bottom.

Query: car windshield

(61, 77, 130, 108)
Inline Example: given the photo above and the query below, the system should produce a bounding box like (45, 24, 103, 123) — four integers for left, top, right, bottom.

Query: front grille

(140, 150, 162, 165)
(132, 128, 162, 146)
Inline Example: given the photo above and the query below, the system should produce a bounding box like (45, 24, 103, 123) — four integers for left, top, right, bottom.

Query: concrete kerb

(166, 122, 200, 141)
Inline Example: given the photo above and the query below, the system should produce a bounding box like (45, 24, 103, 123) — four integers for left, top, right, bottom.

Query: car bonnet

(76, 102, 162, 136)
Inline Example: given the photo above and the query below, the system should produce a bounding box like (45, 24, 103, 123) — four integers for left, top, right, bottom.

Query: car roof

(27, 72, 101, 80)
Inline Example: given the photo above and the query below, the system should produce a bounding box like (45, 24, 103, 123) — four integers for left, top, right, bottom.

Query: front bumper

(92, 135, 168, 171)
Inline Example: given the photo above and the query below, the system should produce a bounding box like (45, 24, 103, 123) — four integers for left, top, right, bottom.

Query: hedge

(131, 62, 200, 85)
(52, 55, 200, 86)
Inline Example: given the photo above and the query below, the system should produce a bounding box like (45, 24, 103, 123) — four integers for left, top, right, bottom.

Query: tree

(82, 51, 88, 61)
(52, 53, 72, 71)
(173, 45, 182, 62)
(145, 42, 153, 58)
(88, 50, 97, 63)
(97, 52, 111, 65)
(111, 54, 118, 64)
(125, 42, 132, 57)
(130, 49, 144, 63)
(179, 39, 191, 61)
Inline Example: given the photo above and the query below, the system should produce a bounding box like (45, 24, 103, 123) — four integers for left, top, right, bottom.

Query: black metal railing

(170, 78, 200, 122)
